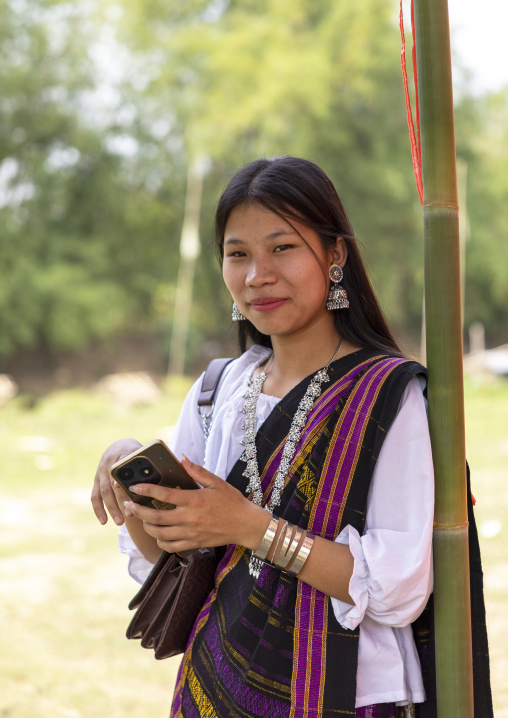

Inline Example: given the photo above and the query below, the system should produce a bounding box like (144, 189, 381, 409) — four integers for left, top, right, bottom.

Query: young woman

(92, 157, 435, 718)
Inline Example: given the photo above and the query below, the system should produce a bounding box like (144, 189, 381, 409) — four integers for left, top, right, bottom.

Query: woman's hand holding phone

(122, 455, 271, 556)
(92, 440, 271, 561)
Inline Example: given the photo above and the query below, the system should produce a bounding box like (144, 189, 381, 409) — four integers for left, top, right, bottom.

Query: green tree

(0, 0, 186, 361)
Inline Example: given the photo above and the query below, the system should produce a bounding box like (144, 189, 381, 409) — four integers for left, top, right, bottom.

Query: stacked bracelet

(276, 522, 294, 565)
(252, 514, 315, 577)
(276, 525, 304, 570)
(286, 532, 315, 576)
(271, 520, 289, 561)
(253, 516, 279, 560)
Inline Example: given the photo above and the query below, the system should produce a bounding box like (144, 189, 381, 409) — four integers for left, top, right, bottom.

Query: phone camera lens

(141, 465, 153, 478)
(118, 467, 134, 481)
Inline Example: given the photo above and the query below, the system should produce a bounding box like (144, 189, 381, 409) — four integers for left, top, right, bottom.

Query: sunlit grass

(0, 376, 506, 716)
(0, 378, 192, 718)
(463, 377, 508, 717)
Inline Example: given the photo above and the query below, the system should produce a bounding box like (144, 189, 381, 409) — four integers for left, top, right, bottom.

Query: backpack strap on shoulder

(197, 358, 233, 440)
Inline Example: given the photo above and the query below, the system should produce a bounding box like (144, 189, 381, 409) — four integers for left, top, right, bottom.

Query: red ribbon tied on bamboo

(400, 0, 423, 204)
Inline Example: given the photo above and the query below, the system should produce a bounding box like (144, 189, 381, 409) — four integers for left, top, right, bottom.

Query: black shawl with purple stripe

(169, 349, 492, 718)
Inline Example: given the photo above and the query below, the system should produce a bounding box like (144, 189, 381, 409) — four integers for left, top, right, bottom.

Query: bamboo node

(422, 202, 458, 209)
(433, 522, 470, 531)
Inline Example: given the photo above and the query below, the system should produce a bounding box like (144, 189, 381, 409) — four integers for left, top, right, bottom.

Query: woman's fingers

(123, 500, 182, 525)
(111, 480, 132, 516)
(91, 472, 124, 525)
(128, 481, 195, 508)
(180, 454, 222, 488)
(90, 475, 109, 525)
(142, 519, 188, 543)
(155, 538, 197, 553)
(91, 438, 142, 526)
(122, 500, 193, 550)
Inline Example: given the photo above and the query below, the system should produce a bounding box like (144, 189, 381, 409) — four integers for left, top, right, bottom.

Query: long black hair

(215, 156, 401, 356)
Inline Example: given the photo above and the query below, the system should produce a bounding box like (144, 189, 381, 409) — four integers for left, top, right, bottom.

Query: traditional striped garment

(169, 350, 433, 718)
(168, 351, 430, 718)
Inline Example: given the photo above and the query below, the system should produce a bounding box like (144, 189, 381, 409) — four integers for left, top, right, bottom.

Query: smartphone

(110, 439, 198, 510)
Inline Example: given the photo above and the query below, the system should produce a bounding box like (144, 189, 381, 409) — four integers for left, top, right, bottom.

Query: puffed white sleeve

(118, 374, 207, 583)
(119, 522, 156, 584)
(330, 376, 434, 630)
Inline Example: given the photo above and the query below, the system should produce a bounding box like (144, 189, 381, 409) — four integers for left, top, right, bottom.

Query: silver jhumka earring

(232, 302, 246, 321)
(326, 265, 349, 310)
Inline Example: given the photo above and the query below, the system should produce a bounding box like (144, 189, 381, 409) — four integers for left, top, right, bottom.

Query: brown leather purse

(125, 358, 232, 659)
(126, 549, 217, 659)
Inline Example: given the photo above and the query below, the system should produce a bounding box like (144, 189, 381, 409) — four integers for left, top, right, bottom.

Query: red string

(410, 1, 421, 179)
(400, 0, 423, 204)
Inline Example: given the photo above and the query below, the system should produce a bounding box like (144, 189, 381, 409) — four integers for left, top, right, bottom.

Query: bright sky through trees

(401, 0, 507, 93)
(444, 0, 507, 93)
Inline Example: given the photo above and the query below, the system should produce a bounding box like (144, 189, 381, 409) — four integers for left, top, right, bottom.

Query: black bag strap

(197, 357, 233, 441)
(197, 357, 233, 408)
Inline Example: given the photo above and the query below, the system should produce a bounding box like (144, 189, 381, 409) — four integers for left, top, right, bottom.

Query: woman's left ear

(331, 237, 348, 267)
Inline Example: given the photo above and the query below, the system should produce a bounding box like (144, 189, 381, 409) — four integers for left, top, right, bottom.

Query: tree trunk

(168, 158, 205, 376)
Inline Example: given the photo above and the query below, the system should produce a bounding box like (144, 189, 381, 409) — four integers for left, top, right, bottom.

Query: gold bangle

(270, 520, 288, 563)
(284, 527, 306, 573)
(274, 522, 294, 567)
(253, 515, 279, 560)
(277, 526, 304, 570)
(286, 532, 315, 576)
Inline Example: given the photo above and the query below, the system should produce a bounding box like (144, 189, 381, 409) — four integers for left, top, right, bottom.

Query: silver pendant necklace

(240, 340, 344, 577)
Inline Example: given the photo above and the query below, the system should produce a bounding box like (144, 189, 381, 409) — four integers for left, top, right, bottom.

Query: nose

(245, 255, 277, 287)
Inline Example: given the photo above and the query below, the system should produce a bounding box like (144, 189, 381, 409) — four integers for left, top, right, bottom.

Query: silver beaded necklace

(240, 340, 344, 577)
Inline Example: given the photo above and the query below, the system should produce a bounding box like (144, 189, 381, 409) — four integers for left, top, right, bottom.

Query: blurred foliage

(0, 0, 186, 359)
(0, 0, 507, 373)
(459, 92, 508, 341)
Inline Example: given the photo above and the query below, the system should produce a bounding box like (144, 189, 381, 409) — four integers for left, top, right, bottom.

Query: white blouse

(119, 345, 434, 709)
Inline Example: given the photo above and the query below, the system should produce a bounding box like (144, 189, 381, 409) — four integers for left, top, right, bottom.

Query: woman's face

(222, 203, 343, 341)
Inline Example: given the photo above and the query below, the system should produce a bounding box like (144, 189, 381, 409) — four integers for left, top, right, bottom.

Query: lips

(249, 297, 287, 311)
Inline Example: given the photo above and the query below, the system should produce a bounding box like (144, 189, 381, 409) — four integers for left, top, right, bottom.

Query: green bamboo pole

(412, 1, 474, 716)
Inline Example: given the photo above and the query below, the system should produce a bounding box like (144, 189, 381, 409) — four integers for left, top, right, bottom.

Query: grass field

(0, 375, 506, 717)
